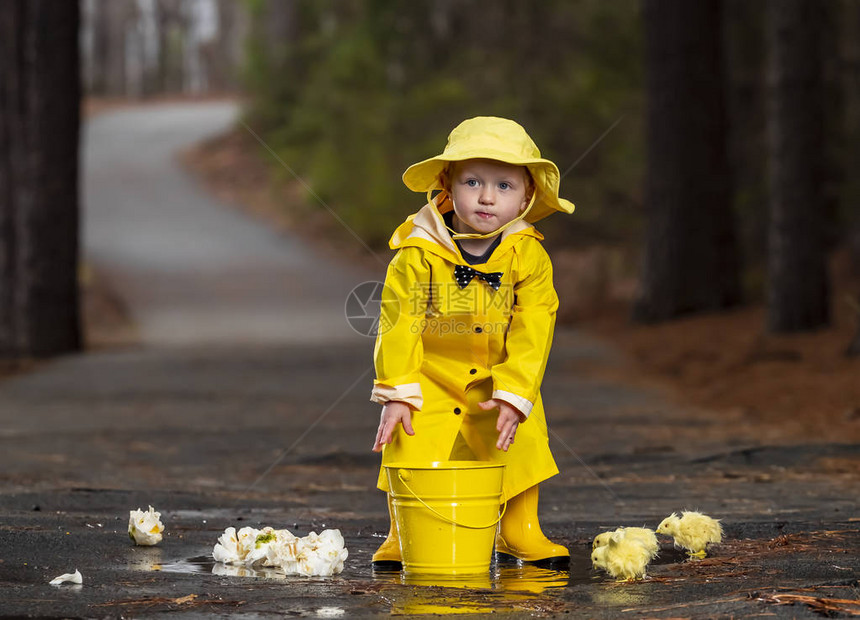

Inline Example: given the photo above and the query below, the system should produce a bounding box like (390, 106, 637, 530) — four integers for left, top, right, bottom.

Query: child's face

(447, 159, 530, 236)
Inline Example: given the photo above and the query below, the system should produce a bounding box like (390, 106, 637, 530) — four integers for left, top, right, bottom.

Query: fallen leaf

(172, 594, 198, 605)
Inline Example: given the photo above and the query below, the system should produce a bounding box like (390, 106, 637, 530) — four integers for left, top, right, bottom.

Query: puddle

(154, 555, 216, 575)
(369, 561, 593, 615)
(154, 549, 595, 584)
(156, 556, 292, 580)
(148, 549, 603, 615)
(156, 555, 349, 580)
(372, 552, 597, 591)
(363, 550, 602, 614)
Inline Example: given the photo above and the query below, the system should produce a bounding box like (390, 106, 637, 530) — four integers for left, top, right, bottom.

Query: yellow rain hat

(402, 116, 575, 225)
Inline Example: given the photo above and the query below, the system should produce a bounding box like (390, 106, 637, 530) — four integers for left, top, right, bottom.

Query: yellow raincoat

(371, 198, 560, 502)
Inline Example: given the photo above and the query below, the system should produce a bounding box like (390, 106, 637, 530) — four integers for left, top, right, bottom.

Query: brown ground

(82, 94, 244, 119)
(584, 283, 860, 444)
(80, 262, 139, 350)
(178, 124, 860, 447)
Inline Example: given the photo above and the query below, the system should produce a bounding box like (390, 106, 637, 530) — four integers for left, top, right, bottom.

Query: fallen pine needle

(173, 594, 197, 605)
(756, 593, 860, 616)
(93, 594, 243, 609)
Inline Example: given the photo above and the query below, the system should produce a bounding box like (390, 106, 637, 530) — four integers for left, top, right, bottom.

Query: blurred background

(2, 0, 859, 429)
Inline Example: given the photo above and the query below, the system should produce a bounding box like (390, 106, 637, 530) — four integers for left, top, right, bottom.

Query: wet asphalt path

(0, 102, 858, 617)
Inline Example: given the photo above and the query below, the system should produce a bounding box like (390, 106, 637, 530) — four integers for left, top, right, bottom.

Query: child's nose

(479, 187, 495, 204)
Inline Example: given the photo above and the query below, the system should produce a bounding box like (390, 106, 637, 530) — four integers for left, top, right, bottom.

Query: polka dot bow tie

(454, 265, 503, 291)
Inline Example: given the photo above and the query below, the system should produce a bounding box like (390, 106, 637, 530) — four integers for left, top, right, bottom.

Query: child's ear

(520, 189, 532, 212)
(521, 170, 535, 211)
(439, 164, 453, 193)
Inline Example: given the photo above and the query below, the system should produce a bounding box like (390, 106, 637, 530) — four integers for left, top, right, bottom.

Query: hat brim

(403, 154, 574, 223)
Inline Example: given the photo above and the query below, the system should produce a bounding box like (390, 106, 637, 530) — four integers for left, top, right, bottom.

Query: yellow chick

(591, 531, 653, 581)
(656, 510, 723, 558)
(592, 530, 613, 549)
(593, 527, 659, 559)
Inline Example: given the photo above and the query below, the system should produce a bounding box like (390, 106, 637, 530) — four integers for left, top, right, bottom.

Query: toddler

(370, 116, 575, 569)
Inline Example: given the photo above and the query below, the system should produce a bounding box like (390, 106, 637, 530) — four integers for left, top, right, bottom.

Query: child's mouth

(476, 211, 494, 219)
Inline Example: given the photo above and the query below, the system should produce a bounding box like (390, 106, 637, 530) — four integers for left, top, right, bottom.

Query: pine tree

(0, 0, 81, 358)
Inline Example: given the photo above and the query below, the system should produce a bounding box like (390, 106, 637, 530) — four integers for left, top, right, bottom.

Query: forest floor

(178, 125, 860, 448)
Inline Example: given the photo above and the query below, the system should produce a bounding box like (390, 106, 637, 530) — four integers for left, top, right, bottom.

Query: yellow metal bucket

(384, 461, 505, 575)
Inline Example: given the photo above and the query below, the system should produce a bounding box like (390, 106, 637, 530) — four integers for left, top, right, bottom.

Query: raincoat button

(474, 326, 483, 333)
(469, 368, 477, 374)
(454, 407, 461, 415)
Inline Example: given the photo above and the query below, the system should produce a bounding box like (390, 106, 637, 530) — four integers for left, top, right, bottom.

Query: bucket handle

(397, 470, 507, 530)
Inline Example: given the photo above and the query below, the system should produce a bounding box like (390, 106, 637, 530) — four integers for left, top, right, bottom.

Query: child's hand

(372, 401, 415, 452)
(479, 399, 527, 452)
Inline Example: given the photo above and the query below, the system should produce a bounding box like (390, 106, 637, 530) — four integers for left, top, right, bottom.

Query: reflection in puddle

(375, 566, 568, 616)
(157, 555, 338, 581)
(212, 563, 288, 579)
(590, 584, 653, 609)
(151, 550, 600, 615)
(371, 556, 596, 615)
(155, 556, 215, 575)
(126, 546, 164, 573)
(496, 564, 574, 593)
(158, 556, 291, 580)
(383, 563, 576, 592)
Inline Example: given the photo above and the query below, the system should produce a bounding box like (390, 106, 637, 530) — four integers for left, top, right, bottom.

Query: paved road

(83, 101, 373, 346)
(0, 335, 856, 618)
(0, 102, 856, 618)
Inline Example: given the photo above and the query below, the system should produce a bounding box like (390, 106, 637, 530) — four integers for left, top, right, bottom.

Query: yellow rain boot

(495, 485, 570, 568)
(371, 494, 402, 570)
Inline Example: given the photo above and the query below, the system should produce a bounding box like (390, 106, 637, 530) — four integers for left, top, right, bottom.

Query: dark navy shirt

(443, 210, 502, 265)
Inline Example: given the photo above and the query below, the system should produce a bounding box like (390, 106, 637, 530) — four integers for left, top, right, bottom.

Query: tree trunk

(82, 0, 109, 95)
(765, 0, 830, 332)
(724, 0, 768, 275)
(206, 0, 247, 92)
(819, 1, 844, 254)
(849, 314, 860, 357)
(633, 0, 742, 323)
(156, 0, 188, 94)
(104, 0, 133, 96)
(0, 0, 81, 358)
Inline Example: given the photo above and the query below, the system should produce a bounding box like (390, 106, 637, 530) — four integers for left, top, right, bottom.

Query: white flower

(296, 530, 348, 577)
(244, 526, 279, 566)
(235, 526, 262, 558)
(212, 526, 263, 564)
(265, 530, 299, 574)
(49, 569, 82, 586)
(212, 525, 347, 577)
(212, 563, 256, 578)
(128, 506, 164, 546)
(212, 527, 242, 564)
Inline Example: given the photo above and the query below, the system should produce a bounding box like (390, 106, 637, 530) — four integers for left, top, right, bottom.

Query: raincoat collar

(389, 200, 542, 262)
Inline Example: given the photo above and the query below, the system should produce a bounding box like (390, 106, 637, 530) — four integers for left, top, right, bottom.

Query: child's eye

(465, 179, 479, 188)
(498, 182, 511, 190)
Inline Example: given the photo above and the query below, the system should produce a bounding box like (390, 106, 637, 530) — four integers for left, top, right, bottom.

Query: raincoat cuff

(370, 383, 423, 410)
(492, 390, 533, 419)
